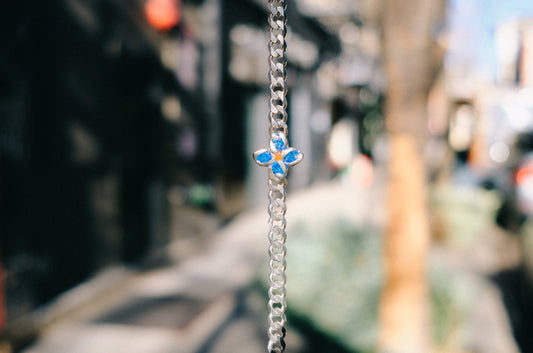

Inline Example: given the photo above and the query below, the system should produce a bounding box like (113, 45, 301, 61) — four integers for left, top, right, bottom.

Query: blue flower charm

(253, 132, 303, 177)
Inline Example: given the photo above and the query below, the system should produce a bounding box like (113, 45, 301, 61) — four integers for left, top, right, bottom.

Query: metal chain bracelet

(267, 0, 288, 136)
(253, 1, 303, 352)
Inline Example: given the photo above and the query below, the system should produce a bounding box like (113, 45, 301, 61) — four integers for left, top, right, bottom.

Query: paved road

(20, 181, 372, 353)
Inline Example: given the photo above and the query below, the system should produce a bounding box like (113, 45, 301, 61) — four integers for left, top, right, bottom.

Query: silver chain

(267, 1, 288, 352)
(253, 1, 301, 352)
(267, 176, 288, 353)
(268, 0, 288, 136)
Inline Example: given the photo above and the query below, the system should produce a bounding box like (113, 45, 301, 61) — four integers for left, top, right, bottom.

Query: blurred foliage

(272, 204, 498, 352)
(428, 263, 484, 349)
(287, 219, 381, 352)
(518, 219, 533, 275)
(430, 185, 502, 249)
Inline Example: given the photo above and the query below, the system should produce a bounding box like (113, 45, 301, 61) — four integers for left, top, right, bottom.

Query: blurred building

(496, 19, 533, 87)
(0, 0, 387, 336)
(440, 13, 533, 184)
(0, 0, 213, 323)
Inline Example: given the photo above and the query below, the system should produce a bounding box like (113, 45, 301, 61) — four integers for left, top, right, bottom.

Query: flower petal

(253, 149, 273, 166)
(270, 132, 288, 152)
(270, 161, 287, 176)
(282, 149, 303, 166)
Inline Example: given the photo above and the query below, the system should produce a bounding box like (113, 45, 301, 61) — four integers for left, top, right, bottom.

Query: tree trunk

(379, 0, 445, 352)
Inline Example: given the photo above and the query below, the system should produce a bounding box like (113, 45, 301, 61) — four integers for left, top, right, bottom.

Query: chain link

(267, 176, 288, 353)
(268, 0, 288, 136)
(267, 1, 288, 352)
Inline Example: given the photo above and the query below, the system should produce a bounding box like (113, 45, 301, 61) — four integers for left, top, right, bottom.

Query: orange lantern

(145, 0, 181, 31)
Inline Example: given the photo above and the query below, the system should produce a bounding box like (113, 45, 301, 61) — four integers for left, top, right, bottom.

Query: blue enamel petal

(283, 150, 301, 164)
(271, 162, 285, 176)
(273, 138, 286, 151)
(255, 150, 273, 164)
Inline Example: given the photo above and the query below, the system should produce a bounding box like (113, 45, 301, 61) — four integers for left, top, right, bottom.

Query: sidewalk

(19, 181, 372, 353)
(19, 213, 266, 353)
(18, 182, 379, 353)
(18, 180, 520, 353)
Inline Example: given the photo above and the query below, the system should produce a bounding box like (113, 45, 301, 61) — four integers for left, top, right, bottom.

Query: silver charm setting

(253, 132, 303, 180)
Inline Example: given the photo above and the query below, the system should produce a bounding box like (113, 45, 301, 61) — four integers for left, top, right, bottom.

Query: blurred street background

(1, 0, 533, 352)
